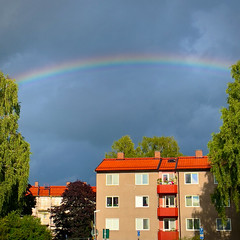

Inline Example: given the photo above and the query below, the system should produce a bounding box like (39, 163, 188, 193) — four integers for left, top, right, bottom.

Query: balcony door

(165, 195, 175, 208)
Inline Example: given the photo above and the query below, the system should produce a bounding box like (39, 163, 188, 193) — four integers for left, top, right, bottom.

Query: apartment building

(95, 151, 240, 240)
(29, 182, 67, 230)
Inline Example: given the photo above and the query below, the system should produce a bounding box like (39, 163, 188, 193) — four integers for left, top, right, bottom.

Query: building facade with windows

(95, 150, 240, 240)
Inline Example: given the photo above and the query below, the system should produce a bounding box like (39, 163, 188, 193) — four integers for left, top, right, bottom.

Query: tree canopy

(0, 211, 52, 240)
(208, 60, 240, 218)
(0, 72, 31, 217)
(105, 135, 182, 158)
(51, 180, 96, 240)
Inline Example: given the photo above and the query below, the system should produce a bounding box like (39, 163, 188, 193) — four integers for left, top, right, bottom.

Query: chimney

(117, 152, 125, 159)
(195, 150, 203, 158)
(34, 181, 39, 187)
(155, 151, 161, 158)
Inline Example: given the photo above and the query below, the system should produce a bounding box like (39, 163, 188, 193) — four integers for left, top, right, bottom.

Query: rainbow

(15, 55, 233, 85)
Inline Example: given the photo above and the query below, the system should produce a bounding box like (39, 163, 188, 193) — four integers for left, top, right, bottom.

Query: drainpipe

(177, 171, 181, 239)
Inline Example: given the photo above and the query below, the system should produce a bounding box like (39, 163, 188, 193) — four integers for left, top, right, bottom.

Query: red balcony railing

(157, 207, 178, 217)
(158, 230, 179, 240)
(157, 184, 178, 194)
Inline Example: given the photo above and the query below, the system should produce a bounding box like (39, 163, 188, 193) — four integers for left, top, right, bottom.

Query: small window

(135, 196, 149, 207)
(163, 218, 176, 231)
(185, 196, 200, 207)
(185, 173, 198, 184)
(186, 218, 200, 231)
(106, 196, 119, 208)
(136, 218, 149, 230)
(216, 218, 231, 231)
(106, 218, 119, 230)
(135, 173, 149, 185)
(165, 195, 175, 208)
(214, 175, 218, 184)
(106, 174, 119, 185)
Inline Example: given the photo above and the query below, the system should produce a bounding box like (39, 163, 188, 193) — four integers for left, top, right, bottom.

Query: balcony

(157, 184, 178, 194)
(158, 207, 178, 217)
(158, 230, 179, 240)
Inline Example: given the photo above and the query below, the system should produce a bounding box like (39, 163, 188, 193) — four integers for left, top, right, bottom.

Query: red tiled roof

(95, 155, 211, 172)
(177, 156, 210, 169)
(159, 158, 177, 170)
(29, 185, 96, 196)
(95, 158, 160, 172)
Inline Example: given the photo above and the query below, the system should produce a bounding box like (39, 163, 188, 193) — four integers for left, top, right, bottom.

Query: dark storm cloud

(1, 0, 240, 185)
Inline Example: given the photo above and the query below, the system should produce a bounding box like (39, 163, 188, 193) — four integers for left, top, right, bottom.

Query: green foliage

(0, 211, 52, 240)
(0, 73, 31, 215)
(0, 72, 31, 217)
(208, 60, 240, 219)
(105, 135, 182, 158)
(51, 180, 96, 240)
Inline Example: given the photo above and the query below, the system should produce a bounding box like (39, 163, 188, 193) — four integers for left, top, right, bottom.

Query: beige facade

(95, 151, 240, 240)
(96, 171, 159, 240)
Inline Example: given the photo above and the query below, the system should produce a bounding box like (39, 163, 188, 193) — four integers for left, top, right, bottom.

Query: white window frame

(216, 218, 231, 231)
(186, 218, 200, 231)
(164, 195, 175, 208)
(184, 173, 199, 184)
(135, 196, 149, 208)
(185, 195, 200, 207)
(106, 196, 119, 208)
(106, 218, 119, 230)
(136, 218, 150, 230)
(135, 173, 149, 185)
(163, 218, 176, 231)
(106, 174, 119, 186)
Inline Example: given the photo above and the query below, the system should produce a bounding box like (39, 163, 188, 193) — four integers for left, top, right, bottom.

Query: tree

(0, 211, 52, 240)
(51, 180, 96, 240)
(208, 60, 240, 219)
(137, 136, 183, 157)
(105, 135, 182, 158)
(0, 72, 31, 217)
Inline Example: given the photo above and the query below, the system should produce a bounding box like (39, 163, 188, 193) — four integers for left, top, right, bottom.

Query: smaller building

(30, 182, 67, 230)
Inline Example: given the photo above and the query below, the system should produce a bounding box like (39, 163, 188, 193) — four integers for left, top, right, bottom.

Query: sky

(1, 0, 240, 187)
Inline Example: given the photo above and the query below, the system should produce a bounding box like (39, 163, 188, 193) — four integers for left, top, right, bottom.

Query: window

(163, 218, 176, 231)
(106, 174, 119, 185)
(162, 173, 174, 184)
(216, 218, 231, 231)
(164, 195, 175, 207)
(135, 173, 149, 185)
(106, 196, 119, 207)
(135, 196, 149, 207)
(106, 218, 119, 230)
(185, 173, 198, 184)
(186, 218, 200, 231)
(136, 218, 149, 230)
(185, 196, 200, 207)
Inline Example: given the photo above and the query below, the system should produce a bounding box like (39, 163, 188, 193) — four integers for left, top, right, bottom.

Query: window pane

(194, 219, 200, 230)
(107, 197, 112, 207)
(164, 219, 169, 230)
(113, 197, 118, 207)
(112, 174, 119, 185)
(225, 219, 231, 230)
(217, 219, 223, 230)
(185, 174, 191, 184)
(136, 196, 142, 207)
(143, 197, 148, 206)
(143, 219, 149, 229)
(107, 175, 112, 185)
(169, 196, 175, 207)
(186, 196, 192, 206)
(193, 196, 200, 206)
(192, 173, 198, 184)
(136, 174, 141, 185)
(187, 219, 193, 229)
(170, 219, 176, 230)
(112, 219, 119, 230)
(136, 219, 142, 230)
(142, 174, 148, 184)
(163, 174, 169, 182)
